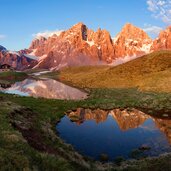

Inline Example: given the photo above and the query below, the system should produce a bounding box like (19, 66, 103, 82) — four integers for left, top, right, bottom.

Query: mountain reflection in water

(0, 79, 87, 100)
(67, 108, 171, 142)
(57, 108, 171, 160)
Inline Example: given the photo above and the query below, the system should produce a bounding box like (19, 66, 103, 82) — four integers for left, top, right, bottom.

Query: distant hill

(60, 50, 171, 93)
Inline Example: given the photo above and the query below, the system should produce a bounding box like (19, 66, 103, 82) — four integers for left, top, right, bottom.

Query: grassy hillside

(59, 50, 171, 92)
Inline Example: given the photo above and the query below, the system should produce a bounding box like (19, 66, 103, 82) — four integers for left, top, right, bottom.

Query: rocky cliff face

(29, 36, 47, 50)
(0, 47, 38, 70)
(151, 26, 171, 51)
(113, 23, 152, 57)
(28, 23, 156, 70)
(29, 23, 115, 70)
(2, 23, 171, 71)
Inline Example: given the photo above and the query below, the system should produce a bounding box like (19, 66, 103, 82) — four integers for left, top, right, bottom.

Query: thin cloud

(32, 30, 63, 39)
(0, 34, 6, 40)
(147, 0, 171, 24)
(143, 24, 162, 36)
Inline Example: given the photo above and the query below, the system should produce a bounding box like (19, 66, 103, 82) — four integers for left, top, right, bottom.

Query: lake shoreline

(0, 84, 171, 170)
(0, 70, 171, 170)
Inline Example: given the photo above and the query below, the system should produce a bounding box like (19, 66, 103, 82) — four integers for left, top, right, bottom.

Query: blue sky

(0, 0, 170, 50)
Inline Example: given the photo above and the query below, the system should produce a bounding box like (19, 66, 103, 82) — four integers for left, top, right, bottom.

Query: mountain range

(1, 23, 171, 70)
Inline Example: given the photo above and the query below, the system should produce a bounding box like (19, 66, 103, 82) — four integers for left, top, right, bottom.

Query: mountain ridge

(27, 22, 171, 70)
(1, 22, 171, 70)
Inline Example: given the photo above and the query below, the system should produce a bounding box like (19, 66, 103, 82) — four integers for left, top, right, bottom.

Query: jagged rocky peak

(114, 23, 152, 43)
(71, 22, 87, 33)
(4, 23, 171, 71)
(151, 25, 171, 51)
(59, 22, 88, 42)
(113, 23, 152, 57)
(26, 22, 171, 71)
(29, 36, 47, 50)
(88, 28, 113, 43)
(28, 22, 115, 70)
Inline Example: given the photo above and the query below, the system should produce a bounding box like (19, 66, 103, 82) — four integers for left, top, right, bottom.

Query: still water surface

(57, 108, 171, 160)
(0, 78, 87, 100)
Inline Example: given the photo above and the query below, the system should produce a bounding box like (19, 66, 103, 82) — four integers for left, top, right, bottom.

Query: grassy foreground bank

(0, 87, 171, 170)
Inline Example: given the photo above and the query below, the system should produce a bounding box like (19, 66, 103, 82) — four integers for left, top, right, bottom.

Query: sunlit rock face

(0, 45, 38, 70)
(151, 26, 171, 51)
(155, 119, 171, 144)
(26, 23, 171, 70)
(0, 79, 87, 100)
(29, 22, 115, 70)
(2, 23, 171, 71)
(29, 36, 47, 50)
(29, 23, 153, 70)
(113, 23, 152, 58)
(87, 28, 115, 63)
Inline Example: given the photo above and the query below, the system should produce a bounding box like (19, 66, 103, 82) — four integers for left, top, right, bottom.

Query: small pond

(56, 108, 171, 160)
(0, 78, 87, 100)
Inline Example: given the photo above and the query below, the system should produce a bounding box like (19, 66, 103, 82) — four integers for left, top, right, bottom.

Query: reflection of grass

(58, 50, 171, 93)
(130, 149, 146, 159)
(0, 79, 11, 84)
(99, 153, 109, 162)
(114, 156, 125, 165)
